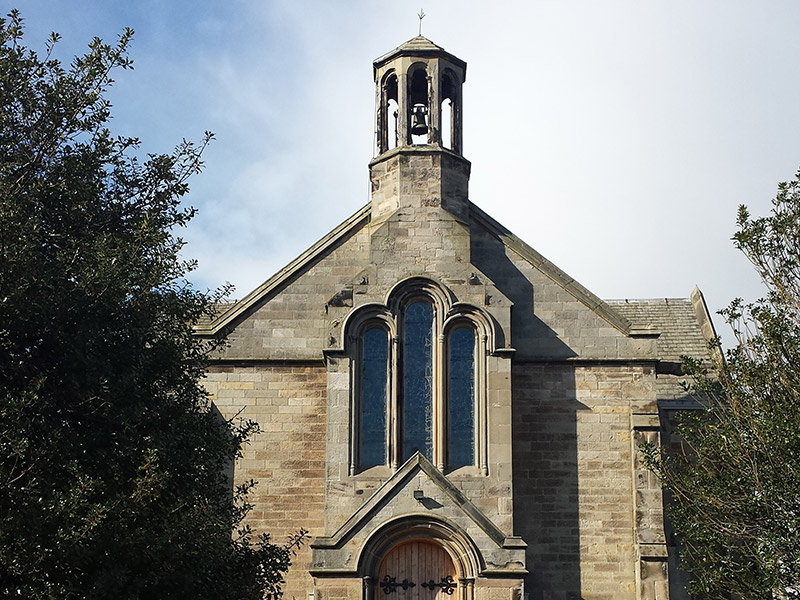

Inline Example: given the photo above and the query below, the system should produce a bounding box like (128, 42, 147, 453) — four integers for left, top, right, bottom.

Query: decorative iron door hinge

(421, 576, 458, 595)
(380, 575, 416, 594)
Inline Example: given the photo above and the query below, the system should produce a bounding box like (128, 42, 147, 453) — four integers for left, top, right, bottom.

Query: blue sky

(13, 1, 800, 344)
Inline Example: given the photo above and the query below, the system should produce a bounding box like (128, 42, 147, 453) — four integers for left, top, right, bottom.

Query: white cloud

(16, 0, 800, 344)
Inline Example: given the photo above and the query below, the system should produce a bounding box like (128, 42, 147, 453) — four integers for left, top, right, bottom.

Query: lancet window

(348, 281, 489, 475)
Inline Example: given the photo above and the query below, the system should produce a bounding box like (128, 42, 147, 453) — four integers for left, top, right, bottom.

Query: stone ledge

(638, 543, 669, 559)
(631, 413, 660, 430)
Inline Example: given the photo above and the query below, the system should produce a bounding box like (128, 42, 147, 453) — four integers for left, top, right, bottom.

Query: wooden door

(378, 541, 457, 600)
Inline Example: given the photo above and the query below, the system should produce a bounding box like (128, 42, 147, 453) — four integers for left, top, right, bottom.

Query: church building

(196, 36, 713, 600)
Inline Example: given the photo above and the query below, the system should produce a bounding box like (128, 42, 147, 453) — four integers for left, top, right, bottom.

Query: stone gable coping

(193, 204, 370, 336)
(468, 202, 657, 337)
(691, 285, 723, 366)
(195, 200, 661, 343)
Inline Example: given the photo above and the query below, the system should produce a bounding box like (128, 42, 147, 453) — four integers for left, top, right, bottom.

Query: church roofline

(195, 200, 663, 339)
(193, 203, 370, 336)
(469, 202, 655, 337)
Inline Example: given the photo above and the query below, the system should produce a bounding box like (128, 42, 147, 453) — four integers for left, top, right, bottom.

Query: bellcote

(373, 36, 467, 154)
(370, 37, 471, 225)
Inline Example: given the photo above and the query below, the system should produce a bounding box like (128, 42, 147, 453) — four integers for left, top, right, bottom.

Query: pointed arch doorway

(378, 541, 458, 600)
(356, 516, 482, 600)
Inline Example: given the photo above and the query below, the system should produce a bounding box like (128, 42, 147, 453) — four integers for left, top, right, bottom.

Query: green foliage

(645, 169, 800, 599)
(0, 10, 305, 599)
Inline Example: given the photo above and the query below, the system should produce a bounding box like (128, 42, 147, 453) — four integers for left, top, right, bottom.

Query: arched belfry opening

(440, 70, 461, 153)
(378, 71, 399, 152)
(408, 65, 430, 145)
(373, 36, 466, 157)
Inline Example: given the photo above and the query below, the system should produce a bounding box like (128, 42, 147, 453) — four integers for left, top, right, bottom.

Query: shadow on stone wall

(512, 364, 586, 600)
(471, 220, 585, 597)
(469, 225, 576, 360)
(660, 405, 695, 600)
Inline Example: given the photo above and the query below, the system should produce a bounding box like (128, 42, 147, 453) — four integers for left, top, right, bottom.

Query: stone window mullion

(389, 334, 400, 470)
(434, 331, 446, 470)
(477, 334, 488, 475)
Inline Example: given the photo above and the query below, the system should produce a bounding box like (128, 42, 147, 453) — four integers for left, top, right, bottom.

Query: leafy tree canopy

(0, 10, 303, 599)
(646, 168, 800, 599)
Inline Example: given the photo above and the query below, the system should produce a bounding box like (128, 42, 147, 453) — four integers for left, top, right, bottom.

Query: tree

(0, 10, 304, 599)
(646, 168, 800, 598)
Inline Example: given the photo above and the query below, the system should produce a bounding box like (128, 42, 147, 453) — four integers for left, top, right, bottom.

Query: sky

(13, 1, 800, 345)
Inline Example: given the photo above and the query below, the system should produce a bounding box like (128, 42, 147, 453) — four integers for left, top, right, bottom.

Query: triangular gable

(195, 200, 658, 339)
(312, 452, 518, 551)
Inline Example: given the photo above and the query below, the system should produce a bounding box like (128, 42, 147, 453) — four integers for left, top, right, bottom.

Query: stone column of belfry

(631, 411, 670, 599)
(397, 70, 409, 147)
(426, 66, 439, 144)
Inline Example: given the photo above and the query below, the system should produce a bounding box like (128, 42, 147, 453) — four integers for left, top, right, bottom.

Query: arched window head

(347, 281, 491, 474)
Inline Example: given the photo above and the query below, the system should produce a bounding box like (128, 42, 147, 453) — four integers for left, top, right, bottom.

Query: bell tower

(369, 37, 471, 224)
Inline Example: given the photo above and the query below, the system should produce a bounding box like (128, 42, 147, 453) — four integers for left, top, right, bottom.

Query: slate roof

(606, 297, 712, 362)
(195, 302, 233, 329)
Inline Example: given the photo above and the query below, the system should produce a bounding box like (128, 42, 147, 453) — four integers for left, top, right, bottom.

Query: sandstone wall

(512, 363, 659, 600)
(204, 365, 328, 600)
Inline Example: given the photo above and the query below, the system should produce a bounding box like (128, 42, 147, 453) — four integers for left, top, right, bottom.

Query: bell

(410, 104, 428, 135)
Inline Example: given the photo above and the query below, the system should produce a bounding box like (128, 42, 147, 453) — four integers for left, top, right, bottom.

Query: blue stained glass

(361, 327, 388, 468)
(449, 327, 475, 467)
(403, 301, 434, 461)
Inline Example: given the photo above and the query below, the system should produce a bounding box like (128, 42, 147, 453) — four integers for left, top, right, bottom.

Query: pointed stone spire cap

(395, 35, 446, 52)
(373, 35, 466, 78)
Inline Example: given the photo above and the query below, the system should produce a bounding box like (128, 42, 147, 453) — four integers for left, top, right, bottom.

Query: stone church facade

(196, 37, 713, 600)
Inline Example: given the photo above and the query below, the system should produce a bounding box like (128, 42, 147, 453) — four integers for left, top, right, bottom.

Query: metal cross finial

(418, 9, 425, 36)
